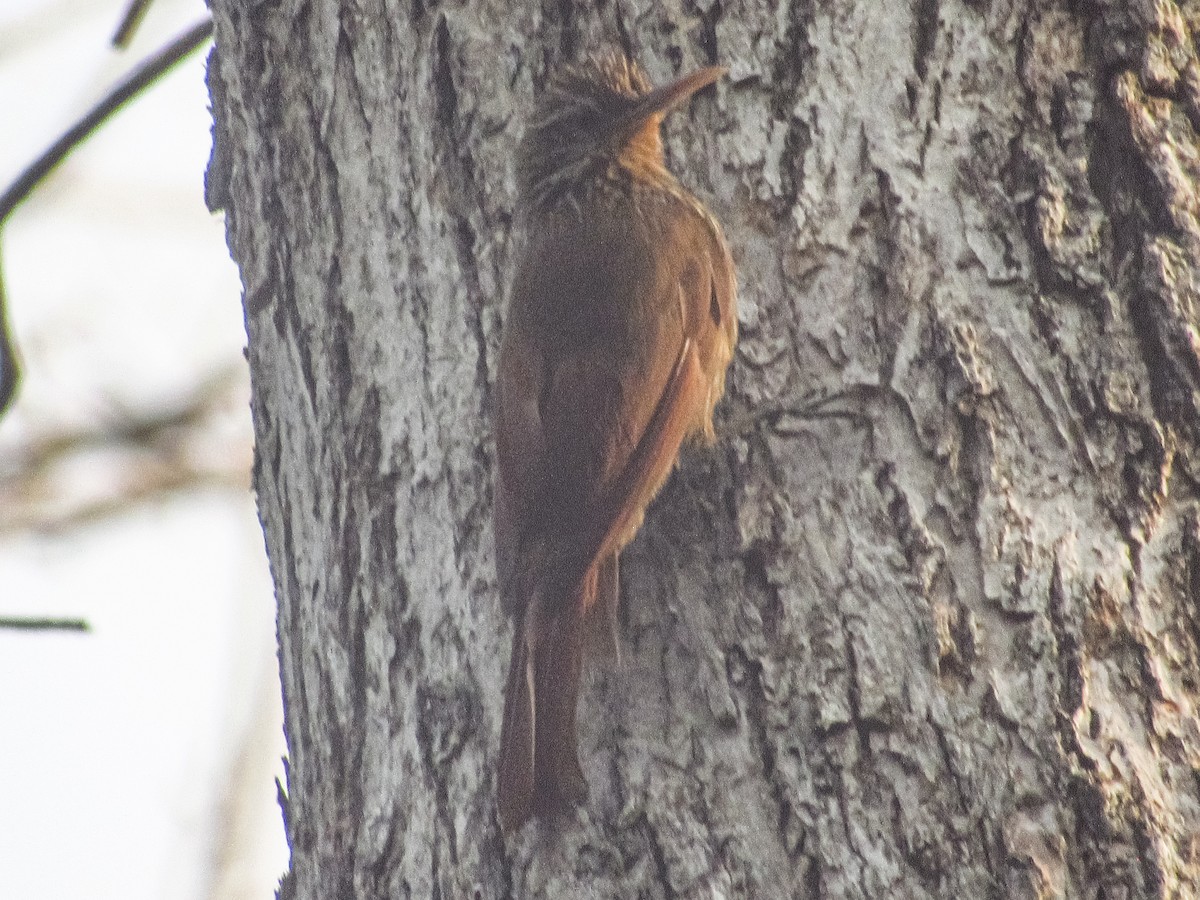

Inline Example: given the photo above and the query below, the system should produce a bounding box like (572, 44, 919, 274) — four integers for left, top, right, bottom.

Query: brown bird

(494, 51, 737, 833)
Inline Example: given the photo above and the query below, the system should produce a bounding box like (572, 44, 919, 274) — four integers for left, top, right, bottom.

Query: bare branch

(0, 17, 214, 223)
(0, 17, 216, 417)
(0, 362, 253, 533)
(0, 251, 17, 416)
(0, 617, 90, 632)
(112, 0, 158, 49)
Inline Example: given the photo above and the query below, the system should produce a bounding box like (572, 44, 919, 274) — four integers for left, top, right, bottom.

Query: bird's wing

(493, 315, 547, 612)
(495, 211, 720, 831)
(496, 209, 719, 599)
(575, 335, 703, 574)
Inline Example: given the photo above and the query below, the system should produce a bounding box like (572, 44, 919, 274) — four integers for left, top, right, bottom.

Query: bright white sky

(0, 2, 288, 898)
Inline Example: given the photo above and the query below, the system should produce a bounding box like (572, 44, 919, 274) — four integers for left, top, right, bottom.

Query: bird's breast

(517, 193, 681, 361)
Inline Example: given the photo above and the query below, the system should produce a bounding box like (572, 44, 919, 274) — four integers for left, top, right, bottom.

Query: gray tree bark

(208, 0, 1200, 897)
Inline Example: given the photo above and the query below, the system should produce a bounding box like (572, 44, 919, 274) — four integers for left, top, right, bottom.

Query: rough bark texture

(209, 0, 1200, 897)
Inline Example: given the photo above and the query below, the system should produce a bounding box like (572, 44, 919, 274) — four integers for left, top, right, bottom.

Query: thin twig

(112, 0, 158, 49)
(0, 362, 252, 533)
(0, 249, 17, 416)
(0, 617, 90, 632)
(2, 363, 244, 478)
(0, 17, 215, 418)
(0, 17, 214, 223)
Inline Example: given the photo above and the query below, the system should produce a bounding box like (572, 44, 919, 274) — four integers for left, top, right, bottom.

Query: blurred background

(0, 2, 289, 898)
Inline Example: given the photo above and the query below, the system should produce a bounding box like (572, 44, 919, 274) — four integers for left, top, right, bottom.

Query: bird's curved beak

(636, 65, 726, 118)
(612, 64, 726, 144)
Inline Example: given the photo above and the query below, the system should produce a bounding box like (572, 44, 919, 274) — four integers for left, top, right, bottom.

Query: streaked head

(517, 52, 725, 209)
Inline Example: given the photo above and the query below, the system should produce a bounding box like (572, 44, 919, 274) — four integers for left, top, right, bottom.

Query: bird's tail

(497, 578, 591, 833)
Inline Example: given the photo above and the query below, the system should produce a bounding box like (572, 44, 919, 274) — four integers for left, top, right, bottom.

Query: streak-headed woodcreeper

(494, 51, 737, 832)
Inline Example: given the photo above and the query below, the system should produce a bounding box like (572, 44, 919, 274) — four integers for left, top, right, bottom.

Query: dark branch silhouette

(0, 17, 214, 416)
(0, 18, 213, 223)
(0, 617, 90, 633)
(112, 0, 159, 49)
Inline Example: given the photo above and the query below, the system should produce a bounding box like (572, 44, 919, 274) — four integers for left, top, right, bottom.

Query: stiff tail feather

(497, 582, 589, 833)
(496, 341, 702, 833)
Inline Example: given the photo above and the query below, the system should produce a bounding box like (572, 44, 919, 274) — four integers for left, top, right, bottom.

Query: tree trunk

(208, 0, 1200, 896)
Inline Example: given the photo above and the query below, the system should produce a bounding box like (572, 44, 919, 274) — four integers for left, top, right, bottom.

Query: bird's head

(517, 51, 724, 209)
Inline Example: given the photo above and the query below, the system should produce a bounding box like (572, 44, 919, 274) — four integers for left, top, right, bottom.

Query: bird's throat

(615, 117, 668, 184)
